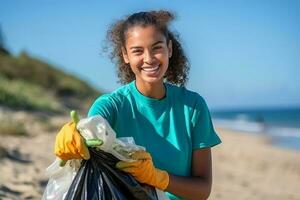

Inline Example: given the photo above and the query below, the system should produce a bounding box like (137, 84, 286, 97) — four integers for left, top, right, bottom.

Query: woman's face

(122, 25, 172, 86)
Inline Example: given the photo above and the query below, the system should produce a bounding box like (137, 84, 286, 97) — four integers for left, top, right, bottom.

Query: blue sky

(1, 0, 300, 110)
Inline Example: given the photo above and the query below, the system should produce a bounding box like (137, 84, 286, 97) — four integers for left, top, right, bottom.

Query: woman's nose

(143, 50, 155, 64)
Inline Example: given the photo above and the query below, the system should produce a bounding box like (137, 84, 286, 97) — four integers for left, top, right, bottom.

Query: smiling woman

(54, 10, 221, 200)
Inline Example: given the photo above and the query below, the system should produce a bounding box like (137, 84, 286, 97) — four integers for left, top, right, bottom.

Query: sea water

(211, 107, 300, 151)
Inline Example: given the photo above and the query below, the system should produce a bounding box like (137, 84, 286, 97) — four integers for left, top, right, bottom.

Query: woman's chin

(137, 76, 164, 85)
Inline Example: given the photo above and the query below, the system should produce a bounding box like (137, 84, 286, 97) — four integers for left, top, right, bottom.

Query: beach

(0, 122, 299, 199)
(211, 128, 300, 200)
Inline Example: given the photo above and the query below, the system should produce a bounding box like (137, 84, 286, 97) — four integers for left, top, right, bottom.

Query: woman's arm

(166, 148, 212, 200)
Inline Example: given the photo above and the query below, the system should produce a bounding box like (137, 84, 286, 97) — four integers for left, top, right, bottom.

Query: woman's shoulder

(88, 83, 132, 117)
(94, 83, 132, 102)
(166, 83, 205, 104)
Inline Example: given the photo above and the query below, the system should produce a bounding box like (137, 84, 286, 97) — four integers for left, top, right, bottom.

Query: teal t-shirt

(88, 81, 221, 200)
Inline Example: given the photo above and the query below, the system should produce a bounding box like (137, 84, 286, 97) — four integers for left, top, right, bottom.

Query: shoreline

(213, 118, 300, 151)
(210, 127, 300, 200)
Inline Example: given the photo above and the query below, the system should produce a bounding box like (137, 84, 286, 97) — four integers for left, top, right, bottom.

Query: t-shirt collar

(130, 80, 168, 106)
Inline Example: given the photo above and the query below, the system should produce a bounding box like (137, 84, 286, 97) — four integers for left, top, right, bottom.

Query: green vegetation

(0, 75, 62, 112)
(0, 52, 101, 113)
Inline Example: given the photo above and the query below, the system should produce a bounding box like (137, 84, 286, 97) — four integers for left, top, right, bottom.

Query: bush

(0, 52, 100, 112)
(0, 53, 99, 99)
(0, 75, 62, 112)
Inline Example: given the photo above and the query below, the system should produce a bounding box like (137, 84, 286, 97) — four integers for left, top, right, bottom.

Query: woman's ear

(168, 40, 172, 58)
(122, 47, 130, 64)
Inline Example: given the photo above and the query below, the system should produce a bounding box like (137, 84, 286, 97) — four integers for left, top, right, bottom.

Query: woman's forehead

(125, 25, 166, 47)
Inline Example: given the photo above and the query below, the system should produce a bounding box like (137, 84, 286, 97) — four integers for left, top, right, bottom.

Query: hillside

(0, 51, 100, 113)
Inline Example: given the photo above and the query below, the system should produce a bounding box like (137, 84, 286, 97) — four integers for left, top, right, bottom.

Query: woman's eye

(153, 46, 162, 50)
(132, 50, 142, 54)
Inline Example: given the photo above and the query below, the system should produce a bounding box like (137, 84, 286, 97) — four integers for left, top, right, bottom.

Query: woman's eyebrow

(152, 41, 164, 46)
(130, 41, 164, 50)
(130, 46, 142, 50)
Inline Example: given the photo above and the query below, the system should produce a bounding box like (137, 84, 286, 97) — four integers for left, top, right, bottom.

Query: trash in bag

(43, 114, 169, 200)
(65, 148, 159, 200)
(76, 115, 146, 162)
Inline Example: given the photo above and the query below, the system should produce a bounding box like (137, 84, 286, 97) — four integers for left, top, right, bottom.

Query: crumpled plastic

(42, 115, 169, 200)
(77, 115, 145, 162)
(42, 159, 81, 200)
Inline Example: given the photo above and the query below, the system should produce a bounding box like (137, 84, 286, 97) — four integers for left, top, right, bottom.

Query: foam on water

(213, 118, 300, 150)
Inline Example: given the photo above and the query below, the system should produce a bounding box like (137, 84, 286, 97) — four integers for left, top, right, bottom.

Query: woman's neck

(135, 80, 165, 99)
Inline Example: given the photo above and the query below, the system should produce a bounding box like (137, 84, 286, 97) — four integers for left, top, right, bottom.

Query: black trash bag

(65, 148, 159, 200)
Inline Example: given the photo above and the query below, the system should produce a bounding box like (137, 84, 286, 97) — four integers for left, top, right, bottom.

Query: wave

(213, 118, 300, 138)
(213, 118, 265, 133)
(267, 127, 300, 138)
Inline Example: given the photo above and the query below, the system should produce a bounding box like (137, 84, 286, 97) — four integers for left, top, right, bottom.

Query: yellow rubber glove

(116, 151, 169, 190)
(54, 122, 90, 161)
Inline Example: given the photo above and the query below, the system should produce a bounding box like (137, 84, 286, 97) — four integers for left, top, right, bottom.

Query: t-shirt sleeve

(191, 95, 221, 149)
(87, 94, 119, 126)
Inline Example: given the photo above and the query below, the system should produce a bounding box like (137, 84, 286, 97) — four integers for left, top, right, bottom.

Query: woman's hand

(116, 151, 169, 190)
(54, 122, 90, 161)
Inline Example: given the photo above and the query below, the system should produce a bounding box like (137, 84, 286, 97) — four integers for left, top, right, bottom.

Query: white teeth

(142, 66, 159, 72)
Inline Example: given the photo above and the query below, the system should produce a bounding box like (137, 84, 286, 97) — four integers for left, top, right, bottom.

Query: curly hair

(104, 10, 190, 86)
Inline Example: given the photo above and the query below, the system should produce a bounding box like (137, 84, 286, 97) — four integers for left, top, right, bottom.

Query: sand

(0, 123, 299, 199)
(210, 128, 300, 200)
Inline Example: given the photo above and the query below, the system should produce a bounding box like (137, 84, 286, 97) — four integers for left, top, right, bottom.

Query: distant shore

(210, 127, 300, 200)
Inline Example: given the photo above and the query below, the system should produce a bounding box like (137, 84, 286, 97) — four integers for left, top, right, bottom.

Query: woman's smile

(141, 65, 160, 76)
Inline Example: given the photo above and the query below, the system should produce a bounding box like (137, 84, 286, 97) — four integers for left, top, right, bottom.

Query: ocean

(211, 107, 300, 151)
